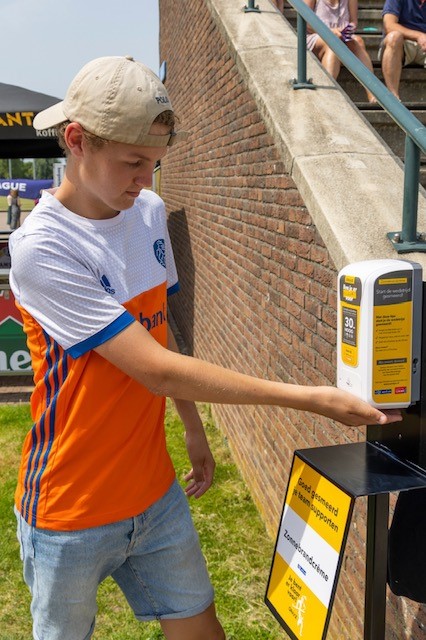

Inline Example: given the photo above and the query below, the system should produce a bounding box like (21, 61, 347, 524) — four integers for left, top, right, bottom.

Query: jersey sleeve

(9, 232, 134, 356)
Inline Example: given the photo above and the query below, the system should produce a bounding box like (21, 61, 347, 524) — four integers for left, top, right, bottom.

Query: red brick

(157, 1, 410, 635)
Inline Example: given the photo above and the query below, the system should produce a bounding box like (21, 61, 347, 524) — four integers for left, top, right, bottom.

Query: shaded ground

(0, 375, 33, 403)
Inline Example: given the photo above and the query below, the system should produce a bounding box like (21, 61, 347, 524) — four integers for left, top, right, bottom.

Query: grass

(0, 195, 34, 212)
(0, 401, 286, 640)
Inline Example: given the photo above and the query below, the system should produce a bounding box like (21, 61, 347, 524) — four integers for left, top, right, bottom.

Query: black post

(363, 280, 426, 638)
(364, 492, 389, 640)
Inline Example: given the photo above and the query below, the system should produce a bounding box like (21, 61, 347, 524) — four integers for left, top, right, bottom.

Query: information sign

(372, 271, 412, 405)
(265, 454, 353, 640)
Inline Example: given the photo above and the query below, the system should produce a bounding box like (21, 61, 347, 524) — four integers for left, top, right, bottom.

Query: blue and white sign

(0, 179, 53, 199)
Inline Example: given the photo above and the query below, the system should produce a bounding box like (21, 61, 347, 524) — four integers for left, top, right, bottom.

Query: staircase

(283, 0, 426, 186)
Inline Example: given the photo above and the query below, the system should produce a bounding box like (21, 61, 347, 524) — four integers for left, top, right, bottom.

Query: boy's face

(78, 122, 170, 217)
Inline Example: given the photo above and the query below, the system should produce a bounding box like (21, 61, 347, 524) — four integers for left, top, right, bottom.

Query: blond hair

(56, 110, 176, 155)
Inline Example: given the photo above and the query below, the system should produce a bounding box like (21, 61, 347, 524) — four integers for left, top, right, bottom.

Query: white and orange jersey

(9, 189, 179, 531)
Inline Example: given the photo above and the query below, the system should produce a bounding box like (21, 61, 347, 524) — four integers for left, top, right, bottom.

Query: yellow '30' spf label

(339, 275, 362, 368)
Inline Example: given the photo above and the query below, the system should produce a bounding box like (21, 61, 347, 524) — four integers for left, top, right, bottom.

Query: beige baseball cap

(33, 55, 188, 147)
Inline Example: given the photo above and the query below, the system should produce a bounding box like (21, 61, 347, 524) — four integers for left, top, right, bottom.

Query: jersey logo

(100, 274, 116, 295)
(153, 239, 166, 268)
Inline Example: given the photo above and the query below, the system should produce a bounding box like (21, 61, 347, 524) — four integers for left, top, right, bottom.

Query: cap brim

(33, 101, 67, 131)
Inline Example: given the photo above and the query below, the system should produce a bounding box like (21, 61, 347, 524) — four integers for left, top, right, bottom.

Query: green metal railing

(244, 1, 426, 253)
(244, 0, 261, 12)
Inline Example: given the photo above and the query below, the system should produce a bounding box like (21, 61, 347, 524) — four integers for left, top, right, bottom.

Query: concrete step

(360, 106, 426, 159)
(281, 2, 426, 188)
(339, 65, 425, 103)
(284, 0, 384, 8)
(284, 7, 383, 30)
(283, 15, 382, 61)
(0, 375, 33, 403)
(363, 34, 383, 61)
(357, 10, 383, 30)
(358, 0, 387, 7)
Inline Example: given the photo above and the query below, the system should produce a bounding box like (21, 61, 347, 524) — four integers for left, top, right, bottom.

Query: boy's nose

(134, 172, 152, 188)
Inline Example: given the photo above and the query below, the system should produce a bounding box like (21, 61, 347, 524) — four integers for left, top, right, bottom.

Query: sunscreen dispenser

(337, 259, 422, 409)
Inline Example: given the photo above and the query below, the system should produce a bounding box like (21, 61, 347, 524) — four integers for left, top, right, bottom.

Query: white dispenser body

(337, 259, 422, 409)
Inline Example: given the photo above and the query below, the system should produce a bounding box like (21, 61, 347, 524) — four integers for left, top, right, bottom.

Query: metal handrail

(291, 0, 426, 253)
(245, 2, 426, 252)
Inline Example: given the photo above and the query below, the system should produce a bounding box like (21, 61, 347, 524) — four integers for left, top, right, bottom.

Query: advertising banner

(0, 178, 53, 200)
(0, 231, 31, 373)
(0, 288, 32, 374)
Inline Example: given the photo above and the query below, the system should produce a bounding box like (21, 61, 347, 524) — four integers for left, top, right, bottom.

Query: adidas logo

(100, 275, 116, 295)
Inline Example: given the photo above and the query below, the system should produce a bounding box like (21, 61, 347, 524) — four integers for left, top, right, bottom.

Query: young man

(9, 55, 401, 640)
(380, 0, 426, 99)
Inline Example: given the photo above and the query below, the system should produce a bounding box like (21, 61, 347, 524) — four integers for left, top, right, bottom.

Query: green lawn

(0, 401, 285, 640)
(0, 195, 34, 212)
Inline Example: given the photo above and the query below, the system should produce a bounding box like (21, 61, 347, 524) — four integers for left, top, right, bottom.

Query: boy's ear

(64, 123, 85, 157)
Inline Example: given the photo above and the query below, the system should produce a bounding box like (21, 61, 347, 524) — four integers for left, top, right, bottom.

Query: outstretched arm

(95, 320, 401, 427)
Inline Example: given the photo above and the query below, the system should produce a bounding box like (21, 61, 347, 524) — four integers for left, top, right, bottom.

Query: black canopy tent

(0, 82, 62, 158)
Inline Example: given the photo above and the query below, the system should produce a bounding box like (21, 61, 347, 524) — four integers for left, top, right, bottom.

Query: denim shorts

(15, 479, 214, 640)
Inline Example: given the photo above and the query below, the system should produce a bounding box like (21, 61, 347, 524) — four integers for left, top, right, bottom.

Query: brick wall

(159, 1, 423, 638)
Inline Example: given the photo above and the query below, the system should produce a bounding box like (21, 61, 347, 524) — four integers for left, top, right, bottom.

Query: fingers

(327, 388, 403, 426)
(184, 476, 210, 498)
(186, 481, 209, 499)
(376, 409, 403, 424)
(184, 465, 214, 498)
(346, 407, 403, 427)
(363, 405, 402, 425)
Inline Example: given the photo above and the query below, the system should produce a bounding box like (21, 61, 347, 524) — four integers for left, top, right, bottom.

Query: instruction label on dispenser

(372, 270, 412, 405)
(339, 275, 362, 367)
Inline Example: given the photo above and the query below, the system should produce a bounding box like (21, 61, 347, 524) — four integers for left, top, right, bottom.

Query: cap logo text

(155, 96, 170, 105)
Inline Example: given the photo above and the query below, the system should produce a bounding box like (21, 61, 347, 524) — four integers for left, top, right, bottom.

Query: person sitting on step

(379, 0, 426, 100)
(304, 0, 378, 103)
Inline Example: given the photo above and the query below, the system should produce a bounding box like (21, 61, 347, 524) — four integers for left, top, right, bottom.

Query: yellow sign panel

(372, 273, 412, 405)
(266, 455, 353, 640)
(378, 277, 408, 286)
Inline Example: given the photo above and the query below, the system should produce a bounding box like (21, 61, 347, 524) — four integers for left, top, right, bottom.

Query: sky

(0, 0, 160, 100)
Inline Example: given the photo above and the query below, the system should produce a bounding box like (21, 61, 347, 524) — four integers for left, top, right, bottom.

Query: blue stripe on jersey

(66, 311, 135, 359)
(21, 422, 39, 522)
(30, 338, 62, 526)
(21, 333, 54, 521)
(167, 282, 180, 296)
(21, 333, 69, 526)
